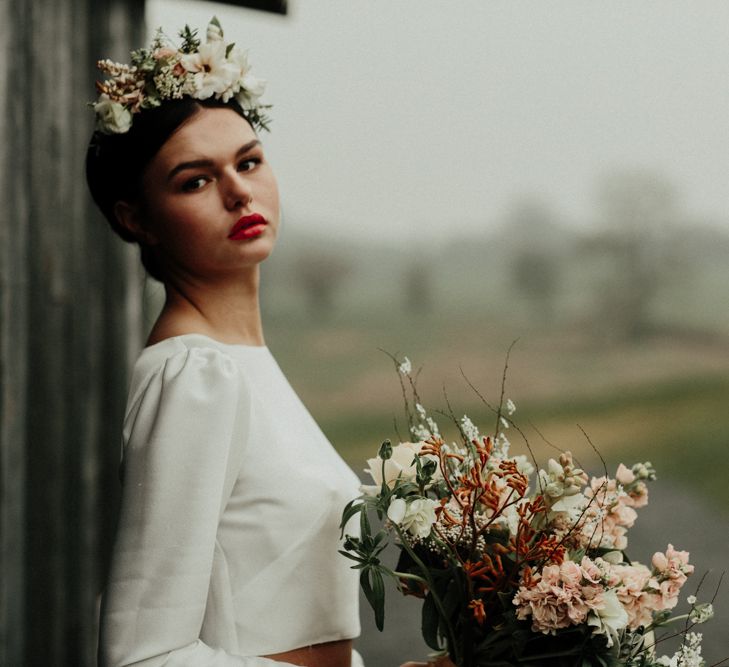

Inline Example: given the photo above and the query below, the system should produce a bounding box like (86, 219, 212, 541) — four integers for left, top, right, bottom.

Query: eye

(237, 157, 261, 172)
(181, 176, 208, 192)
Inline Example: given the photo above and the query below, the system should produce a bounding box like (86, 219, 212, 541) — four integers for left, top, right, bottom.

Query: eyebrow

(167, 139, 262, 181)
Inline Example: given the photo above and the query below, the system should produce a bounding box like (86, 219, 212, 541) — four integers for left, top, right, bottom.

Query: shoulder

(134, 334, 239, 387)
(124, 334, 251, 423)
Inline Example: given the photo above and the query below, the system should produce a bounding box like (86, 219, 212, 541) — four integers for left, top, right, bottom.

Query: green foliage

(178, 25, 200, 53)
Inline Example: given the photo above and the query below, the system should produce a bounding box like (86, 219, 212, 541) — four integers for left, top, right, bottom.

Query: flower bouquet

(340, 357, 718, 667)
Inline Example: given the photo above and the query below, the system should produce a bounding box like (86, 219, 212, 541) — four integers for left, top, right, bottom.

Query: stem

(395, 526, 460, 663)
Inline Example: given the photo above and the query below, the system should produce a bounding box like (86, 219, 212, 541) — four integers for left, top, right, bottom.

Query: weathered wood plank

(1, 0, 144, 664)
(0, 0, 31, 662)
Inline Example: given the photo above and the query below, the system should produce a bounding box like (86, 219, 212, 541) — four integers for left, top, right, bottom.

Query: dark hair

(86, 97, 252, 282)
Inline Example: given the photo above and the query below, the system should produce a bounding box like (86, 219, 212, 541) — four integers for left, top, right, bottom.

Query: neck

(148, 266, 265, 347)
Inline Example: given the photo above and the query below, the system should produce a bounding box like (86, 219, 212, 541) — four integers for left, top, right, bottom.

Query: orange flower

(468, 599, 486, 625)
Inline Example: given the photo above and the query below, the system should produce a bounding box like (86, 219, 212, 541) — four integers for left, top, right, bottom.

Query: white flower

(656, 656, 678, 667)
(235, 63, 266, 109)
(511, 454, 535, 477)
(657, 632, 704, 667)
(206, 17, 224, 42)
(94, 94, 133, 133)
(587, 590, 629, 647)
(460, 415, 480, 442)
(540, 458, 570, 498)
(425, 416, 441, 438)
(181, 40, 240, 100)
(496, 502, 523, 535)
(601, 550, 624, 565)
(687, 595, 697, 605)
(398, 356, 412, 376)
(493, 431, 510, 458)
(539, 455, 586, 512)
(387, 497, 438, 539)
(550, 492, 585, 514)
(410, 423, 432, 441)
(361, 441, 440, 494)
(689, 602, 714, 624)
(506, 398, 516, 416)
(412, 403, 440, 438)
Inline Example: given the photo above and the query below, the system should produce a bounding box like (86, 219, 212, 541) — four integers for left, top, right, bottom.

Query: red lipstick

(228, 213, 268, 240)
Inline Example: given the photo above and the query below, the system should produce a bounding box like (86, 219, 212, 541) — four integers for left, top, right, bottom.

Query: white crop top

(98, 334, 362, 666)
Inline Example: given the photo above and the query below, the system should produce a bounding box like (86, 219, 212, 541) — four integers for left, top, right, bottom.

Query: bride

(87, 18, 363, 667)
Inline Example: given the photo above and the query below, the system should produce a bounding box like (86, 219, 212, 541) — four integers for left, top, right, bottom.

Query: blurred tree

(583, 170, 681, 341)
(505, 198, 565, 324)
(403, 260, 433, 315)
(294, 251, 352, 320)
(512, 250, 560, 323)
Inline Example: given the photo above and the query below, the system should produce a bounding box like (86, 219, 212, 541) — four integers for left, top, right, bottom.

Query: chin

(243, 236, 277, 265)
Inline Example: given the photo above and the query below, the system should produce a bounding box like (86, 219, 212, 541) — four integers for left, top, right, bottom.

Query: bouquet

(340, 356, 718, 667)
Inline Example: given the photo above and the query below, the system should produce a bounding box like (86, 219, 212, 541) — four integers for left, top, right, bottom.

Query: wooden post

(1, 0, 144, 665)
(0, 0, 31, 664)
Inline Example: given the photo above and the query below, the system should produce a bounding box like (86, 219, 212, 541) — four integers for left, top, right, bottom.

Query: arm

(99, 347, 297, 667)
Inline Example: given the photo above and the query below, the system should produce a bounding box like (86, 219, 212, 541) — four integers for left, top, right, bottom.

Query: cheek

(261, 173, 280, 217)
(144, 204, 212, 257)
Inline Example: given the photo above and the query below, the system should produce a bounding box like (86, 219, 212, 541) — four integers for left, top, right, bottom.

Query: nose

(222, 170, 253, 211)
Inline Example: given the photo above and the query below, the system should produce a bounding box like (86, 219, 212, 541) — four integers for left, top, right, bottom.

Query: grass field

(265, 306, 729, 511)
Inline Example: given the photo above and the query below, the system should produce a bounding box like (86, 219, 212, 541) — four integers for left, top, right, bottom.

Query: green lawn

(264, 304, 729, 510)
(314, 374, 729, 509)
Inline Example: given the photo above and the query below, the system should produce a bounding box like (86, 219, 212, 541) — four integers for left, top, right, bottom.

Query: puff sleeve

(98, 347, 297, 667)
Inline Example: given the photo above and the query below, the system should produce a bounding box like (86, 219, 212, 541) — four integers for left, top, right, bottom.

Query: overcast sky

(148, 0, 729, 242)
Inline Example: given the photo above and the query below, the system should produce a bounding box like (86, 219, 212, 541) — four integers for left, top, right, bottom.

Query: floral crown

(92, 17, 270, 135)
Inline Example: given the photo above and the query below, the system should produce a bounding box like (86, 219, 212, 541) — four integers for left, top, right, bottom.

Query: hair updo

(86, 97, 252, 282)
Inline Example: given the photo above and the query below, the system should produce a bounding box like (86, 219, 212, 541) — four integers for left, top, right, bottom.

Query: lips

(228, 213, 268, 240)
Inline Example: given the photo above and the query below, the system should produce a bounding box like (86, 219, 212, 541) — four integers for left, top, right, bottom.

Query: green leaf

(372, 568, 386, 629)
(337, 549, 365, 564)
(360, 568, 386, 631)
(339, 498, 364, 535)
(359, 505, 371, 536)
(421, 591, 442, 651)
(225, 42, 235, 58)
(210, 16, 223, 35)
(442, 578, 462, 618)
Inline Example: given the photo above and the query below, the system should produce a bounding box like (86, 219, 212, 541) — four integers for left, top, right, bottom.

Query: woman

(88, 19, 363, 667)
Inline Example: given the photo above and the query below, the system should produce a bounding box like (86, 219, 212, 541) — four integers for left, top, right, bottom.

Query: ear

(113, 200, 159, 245)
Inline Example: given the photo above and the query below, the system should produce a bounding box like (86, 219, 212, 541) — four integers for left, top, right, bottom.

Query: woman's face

(135, 106, 280, 283)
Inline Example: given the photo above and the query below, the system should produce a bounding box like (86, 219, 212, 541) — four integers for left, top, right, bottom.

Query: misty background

(143, 1, 729, 663)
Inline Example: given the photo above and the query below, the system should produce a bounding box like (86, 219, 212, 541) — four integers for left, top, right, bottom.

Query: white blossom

(689, 603, 714, 625)
(181, 40, 241, 100)
(493, 431, 510, 458)
(94, 94, 133, 133)
(387, 497, 438, 539)
(657, 632, 704, 667)
(361, 441, 440, 495)
(586, 590, 629, 647)
(460, 415, 480, 442)
(206, 17, 224, 42)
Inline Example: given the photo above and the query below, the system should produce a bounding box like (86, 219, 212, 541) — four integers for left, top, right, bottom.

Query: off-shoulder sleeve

(99, 347, 296, 667)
